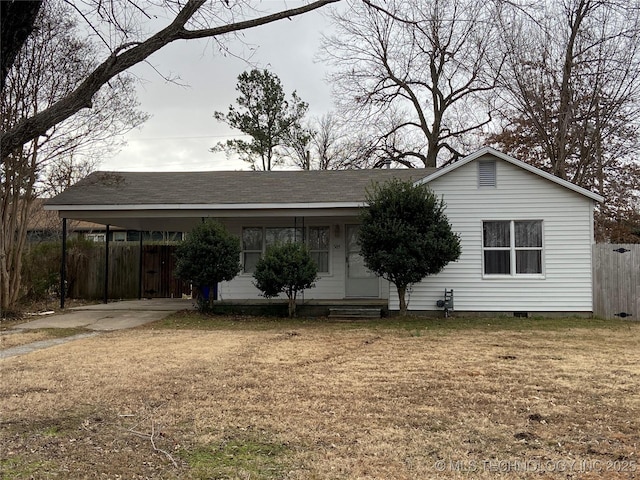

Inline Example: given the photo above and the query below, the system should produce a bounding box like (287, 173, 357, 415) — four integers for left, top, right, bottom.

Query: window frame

(86, 233, 106, 243)
(112, 231, 127, 242)
(241, 227, 263, 275)
(481, 220, 544, 278)
(307, 226, 331, 275)
(241, 226, 331, 275)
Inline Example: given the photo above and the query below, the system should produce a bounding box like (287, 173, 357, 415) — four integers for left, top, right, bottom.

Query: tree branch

(1, 0, 340, 158)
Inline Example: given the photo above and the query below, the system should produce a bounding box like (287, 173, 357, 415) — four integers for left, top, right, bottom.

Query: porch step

(328, 307, 382, 319)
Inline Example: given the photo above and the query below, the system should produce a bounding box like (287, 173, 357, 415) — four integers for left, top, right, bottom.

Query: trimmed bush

(253, 242, 318, 317)
(174, 221, 241, 310)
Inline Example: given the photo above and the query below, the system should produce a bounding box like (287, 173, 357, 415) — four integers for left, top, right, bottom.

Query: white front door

(345, 224, 379, 298)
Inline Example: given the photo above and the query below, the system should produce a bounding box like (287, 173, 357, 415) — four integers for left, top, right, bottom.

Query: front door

(345, 224, 379, 297)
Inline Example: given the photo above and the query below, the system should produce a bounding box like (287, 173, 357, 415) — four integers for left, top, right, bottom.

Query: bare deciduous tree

(0, 0, 340, 159)
(297, 113, 394, 170)
(1, 1, 147, 312)
(0, 0, 43, 92)
(491, 0, 640, 241)
(321, 0, 501, 168)
(0, 0, 341, 311)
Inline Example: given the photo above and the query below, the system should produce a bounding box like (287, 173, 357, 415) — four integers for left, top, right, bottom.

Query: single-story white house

(45, 147, 603, 315)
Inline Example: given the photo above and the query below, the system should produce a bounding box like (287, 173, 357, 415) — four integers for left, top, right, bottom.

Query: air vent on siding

(478, 160, 496, 188)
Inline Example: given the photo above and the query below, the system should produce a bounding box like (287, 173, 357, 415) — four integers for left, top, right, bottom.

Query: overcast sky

(102, 3, 336, 173)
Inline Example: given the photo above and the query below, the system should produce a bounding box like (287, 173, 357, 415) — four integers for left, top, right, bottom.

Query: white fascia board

(44, 201, 365, 211)
(414, 146, 605, 203)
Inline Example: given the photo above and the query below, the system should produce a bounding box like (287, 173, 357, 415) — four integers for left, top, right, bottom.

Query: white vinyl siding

(390, 156, 595, 312)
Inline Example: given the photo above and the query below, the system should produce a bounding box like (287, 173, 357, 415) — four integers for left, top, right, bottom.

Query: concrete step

(328, 307, 382, 319)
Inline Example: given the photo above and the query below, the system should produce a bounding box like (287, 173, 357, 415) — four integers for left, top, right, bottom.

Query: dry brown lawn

(1, 316, 639, 479)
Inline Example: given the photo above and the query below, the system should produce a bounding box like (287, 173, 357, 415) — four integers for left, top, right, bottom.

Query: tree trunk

(1, 0, 43, 91)
(554, 0, 589, 180)
(397, 285, 408, 316)
(0, 186, 32, 313)
(288, 290, 297, 317)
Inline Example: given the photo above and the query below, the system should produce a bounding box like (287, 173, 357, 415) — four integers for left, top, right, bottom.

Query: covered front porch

(49, 209, 390, 310)
(209, 298, 389, 318)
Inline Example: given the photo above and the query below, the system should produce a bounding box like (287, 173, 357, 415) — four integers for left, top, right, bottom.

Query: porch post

(60, 217, 67, 309)
(138, 232, 143, 299)
(104, 224, 110, 304)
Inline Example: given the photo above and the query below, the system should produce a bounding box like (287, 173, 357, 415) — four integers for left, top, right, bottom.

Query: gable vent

(478, 160, 496, 188)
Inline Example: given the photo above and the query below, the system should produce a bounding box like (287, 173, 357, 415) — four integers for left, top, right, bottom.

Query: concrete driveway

(14, 298, 195, 331)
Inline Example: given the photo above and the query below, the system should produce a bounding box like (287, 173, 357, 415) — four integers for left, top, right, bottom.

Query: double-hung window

(308, 226, 330, 273)
(242, 228, 263, 274)
(242, 226, 330, 274)
(483, 220, 543, 276)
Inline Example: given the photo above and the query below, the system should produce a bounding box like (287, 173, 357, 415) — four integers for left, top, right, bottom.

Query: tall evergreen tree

(213, 69, 310, 170)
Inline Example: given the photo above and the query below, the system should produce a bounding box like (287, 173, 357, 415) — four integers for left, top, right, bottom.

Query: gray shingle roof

(46, 168, 437, 206)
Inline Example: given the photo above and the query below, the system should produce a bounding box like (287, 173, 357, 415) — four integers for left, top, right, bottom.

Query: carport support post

(138, 232, 143, 299)
(60, 218, 67, 309)
(104, 224, 110, 304)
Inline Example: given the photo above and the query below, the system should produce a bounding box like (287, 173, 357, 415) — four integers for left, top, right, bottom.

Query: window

(483, 221, 510, 274)
(112, 231, 127, 242)
(242, 226, 330, 274)
(478, 160, 496, 188)
(265, 227, 303, 248)
(308, 226, 330, 273)
(86, 233, 106, 242)
(483, 220, 543, 275)
(242, 228, 263, 274)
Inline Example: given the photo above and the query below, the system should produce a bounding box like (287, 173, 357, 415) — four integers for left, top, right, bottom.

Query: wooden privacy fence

(69, 244, 189, 300)
(592, 244, 639, 319)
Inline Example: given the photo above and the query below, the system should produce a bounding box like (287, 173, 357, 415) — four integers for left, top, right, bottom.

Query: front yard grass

(1, 314, 638, 479)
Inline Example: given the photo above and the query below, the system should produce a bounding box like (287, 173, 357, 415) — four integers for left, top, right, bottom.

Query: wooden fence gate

(592, 244, 639, 319)
(142, 245, 190, 298)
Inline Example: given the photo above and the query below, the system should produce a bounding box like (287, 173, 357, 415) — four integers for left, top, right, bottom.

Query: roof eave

(44, 201, 366, 211)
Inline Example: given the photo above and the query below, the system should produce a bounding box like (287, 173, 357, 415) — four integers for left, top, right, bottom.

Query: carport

(45, 169, 429, 309)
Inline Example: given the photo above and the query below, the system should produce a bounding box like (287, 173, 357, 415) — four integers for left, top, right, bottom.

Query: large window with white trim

(242, 226, 330, 274)
(483, 220, 543, 275)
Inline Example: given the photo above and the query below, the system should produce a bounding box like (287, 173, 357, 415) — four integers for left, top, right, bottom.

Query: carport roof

(45, 168, 436, 207)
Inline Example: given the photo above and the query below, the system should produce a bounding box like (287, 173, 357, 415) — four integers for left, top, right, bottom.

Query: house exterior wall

(217, 216, 389, 301)
(390, 155, 596, 313)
